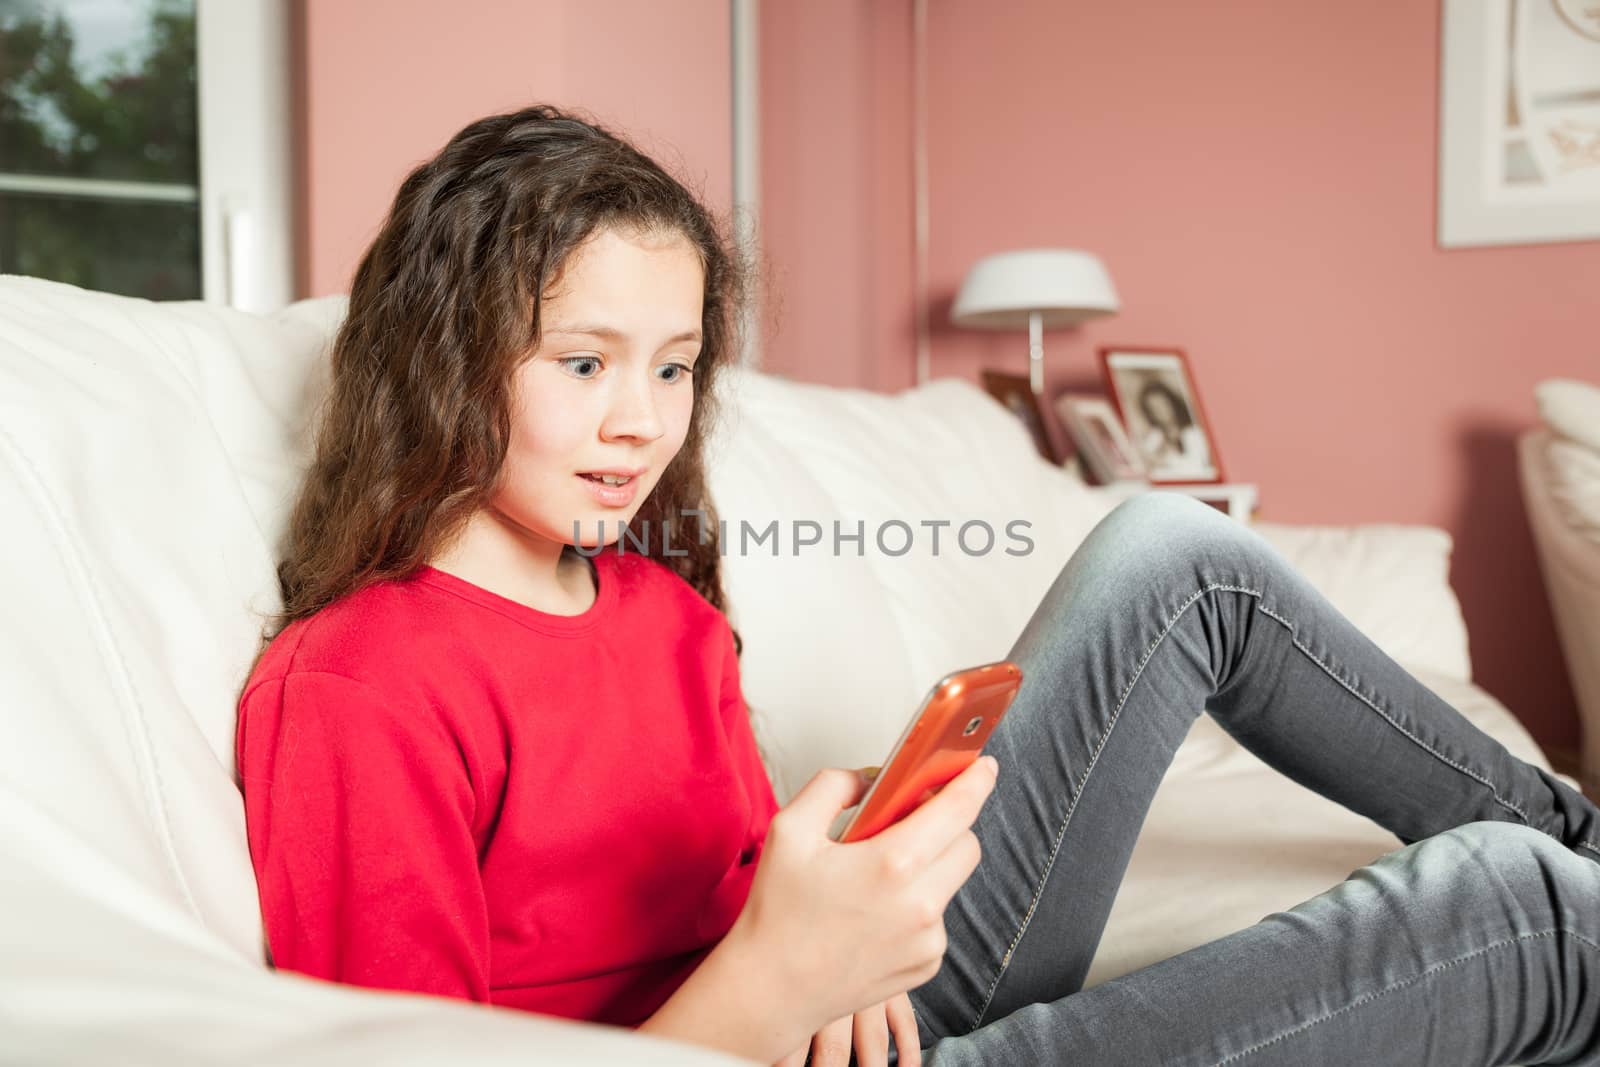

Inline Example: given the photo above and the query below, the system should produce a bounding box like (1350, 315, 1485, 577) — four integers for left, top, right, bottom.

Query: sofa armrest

(1, 786, 754, 1067)
(1249, 520, 1473, 685)
(1520, 428, 1600, 779)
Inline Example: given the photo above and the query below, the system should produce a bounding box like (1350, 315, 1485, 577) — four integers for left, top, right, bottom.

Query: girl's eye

(658, 362, 695, 384)
(559, 356, 601, 378)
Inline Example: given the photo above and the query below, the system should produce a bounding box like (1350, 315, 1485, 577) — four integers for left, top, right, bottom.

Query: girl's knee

(1089, 491, 1252, 573)
(1442, 820, 1565, 863)
(1105, 489, 1215, 526)
(1426, 821, 1593, 910)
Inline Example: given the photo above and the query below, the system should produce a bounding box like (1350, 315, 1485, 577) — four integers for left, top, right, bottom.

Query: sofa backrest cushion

(0, 276, 331, 964)
(703, 366, 1116, 800)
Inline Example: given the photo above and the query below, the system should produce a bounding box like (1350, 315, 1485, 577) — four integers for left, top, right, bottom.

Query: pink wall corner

(296, 0, 731, 299)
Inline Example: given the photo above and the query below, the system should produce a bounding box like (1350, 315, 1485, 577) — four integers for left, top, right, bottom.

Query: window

(0, 0, 291, 310)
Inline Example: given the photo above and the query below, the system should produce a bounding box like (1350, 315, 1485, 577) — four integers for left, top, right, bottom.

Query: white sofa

(0, 276, 1563, 1064)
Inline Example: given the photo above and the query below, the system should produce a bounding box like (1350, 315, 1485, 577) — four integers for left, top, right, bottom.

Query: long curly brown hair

(254, 104, 751, 667)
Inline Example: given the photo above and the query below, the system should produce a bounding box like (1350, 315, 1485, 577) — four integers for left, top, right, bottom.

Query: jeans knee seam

(967, 580, 1253, 1033)
(1209, 928, 1600, 1065)
(1265, 611, 1534, 825)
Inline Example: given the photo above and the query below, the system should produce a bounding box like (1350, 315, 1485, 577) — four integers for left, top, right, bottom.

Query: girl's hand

(726, 756, 998, 1052)
(770, 992, 921, 1067)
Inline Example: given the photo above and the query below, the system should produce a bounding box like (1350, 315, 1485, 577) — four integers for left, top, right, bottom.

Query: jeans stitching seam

(967, 580, 1239, 1033)
(1269, 613, 1534, 825)
(1209, 928, 1600, 1065)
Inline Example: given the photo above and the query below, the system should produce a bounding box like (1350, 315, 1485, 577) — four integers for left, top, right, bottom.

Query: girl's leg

(916, 819, 1600, 1065)
(886, 492, 1600, 1065)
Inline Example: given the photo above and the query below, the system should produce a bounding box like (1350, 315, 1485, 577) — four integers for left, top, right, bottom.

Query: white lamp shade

(951, 249, 1120, 329)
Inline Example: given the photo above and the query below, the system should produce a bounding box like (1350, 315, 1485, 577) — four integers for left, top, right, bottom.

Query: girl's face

(491, 225, 705, 552)
(1146, 389, 1177, 428)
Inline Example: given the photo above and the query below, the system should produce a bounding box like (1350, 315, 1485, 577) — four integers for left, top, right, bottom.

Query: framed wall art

(1439, 0, 1600, 247)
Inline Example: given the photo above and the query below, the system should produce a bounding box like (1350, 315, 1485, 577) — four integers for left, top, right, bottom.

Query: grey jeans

(864, 492, 1600, 1066)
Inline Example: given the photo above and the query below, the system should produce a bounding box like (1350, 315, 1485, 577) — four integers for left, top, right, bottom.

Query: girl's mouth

(576, 472, 642, 507)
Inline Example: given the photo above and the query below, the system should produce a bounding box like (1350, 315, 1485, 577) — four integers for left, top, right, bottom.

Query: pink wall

(760, 1, 1600, 755)
(295, 0, 731, 298)
(758, 0, 914, 392)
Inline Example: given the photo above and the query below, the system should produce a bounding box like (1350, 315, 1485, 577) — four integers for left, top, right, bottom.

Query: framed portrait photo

(980, 369, 1058, 464)
(1098, 347, 1225, 485)
(1053, 393, 1146, 485)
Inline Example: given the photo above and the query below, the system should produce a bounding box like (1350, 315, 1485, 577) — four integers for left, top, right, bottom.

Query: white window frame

(196, 0, 293, 312)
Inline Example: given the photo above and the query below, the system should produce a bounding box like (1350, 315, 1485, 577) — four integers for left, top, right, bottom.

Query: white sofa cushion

(0, 277, 316, 964)
(706, 365, 1118, 801)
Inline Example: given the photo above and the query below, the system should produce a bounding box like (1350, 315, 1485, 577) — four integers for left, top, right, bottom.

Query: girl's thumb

(789, 766, 874, 825)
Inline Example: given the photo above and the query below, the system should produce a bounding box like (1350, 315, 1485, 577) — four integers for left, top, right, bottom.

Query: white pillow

(1536, 378, 1600, 453)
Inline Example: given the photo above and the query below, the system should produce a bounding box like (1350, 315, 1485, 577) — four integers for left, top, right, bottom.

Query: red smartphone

(828, 661, 1022, 843)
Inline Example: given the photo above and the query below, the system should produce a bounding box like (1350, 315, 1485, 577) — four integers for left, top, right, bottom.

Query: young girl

(237, 105, 1600, 1067)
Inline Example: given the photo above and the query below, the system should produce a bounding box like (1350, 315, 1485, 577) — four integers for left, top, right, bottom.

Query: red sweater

(236, 545, 779, 1026)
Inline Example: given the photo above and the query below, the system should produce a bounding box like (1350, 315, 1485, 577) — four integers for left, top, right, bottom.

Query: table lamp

(951, 249, 1120, 395)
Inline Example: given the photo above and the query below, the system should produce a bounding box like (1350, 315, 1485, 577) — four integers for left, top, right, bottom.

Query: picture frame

(1053, 393, 1147, 485)
(1098, 347, 1225, 485)
(1438, 0, 1600, 247)
(980, 369, 1058, 464)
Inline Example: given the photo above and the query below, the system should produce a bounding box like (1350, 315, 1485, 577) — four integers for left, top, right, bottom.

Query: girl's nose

(602, 371, 664, 443)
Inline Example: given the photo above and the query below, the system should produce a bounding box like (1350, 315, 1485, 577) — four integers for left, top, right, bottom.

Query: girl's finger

(811, 1014, 855, 1067)
(887, 993, 922, 1067)
(853, 1002, 891, 1067)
